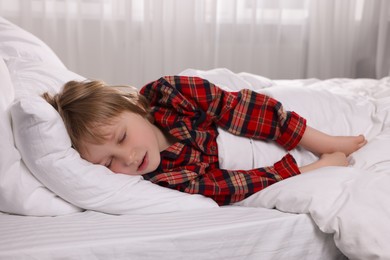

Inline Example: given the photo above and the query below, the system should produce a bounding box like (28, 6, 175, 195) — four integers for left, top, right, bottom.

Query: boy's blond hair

(42, 80, 152, 151)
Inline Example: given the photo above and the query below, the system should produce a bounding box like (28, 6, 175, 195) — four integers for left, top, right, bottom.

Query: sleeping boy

(43, 76, 366, 205)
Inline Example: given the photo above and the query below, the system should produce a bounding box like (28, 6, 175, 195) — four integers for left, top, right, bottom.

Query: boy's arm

(141, 76, 306, 151)
(143, 154, 300, 206)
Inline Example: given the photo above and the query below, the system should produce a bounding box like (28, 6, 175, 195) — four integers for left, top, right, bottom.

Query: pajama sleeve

(160, 76, 307, 150)
(145, 153, 300, 205)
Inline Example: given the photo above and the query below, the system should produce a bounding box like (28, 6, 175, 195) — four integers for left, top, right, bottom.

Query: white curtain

(0, 0, 389, 88)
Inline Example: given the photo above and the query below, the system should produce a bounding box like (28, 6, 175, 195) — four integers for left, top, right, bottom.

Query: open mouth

(137, 152, 148, 171)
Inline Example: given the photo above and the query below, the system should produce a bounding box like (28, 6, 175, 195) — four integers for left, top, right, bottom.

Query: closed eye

(118, 132, 127, 144)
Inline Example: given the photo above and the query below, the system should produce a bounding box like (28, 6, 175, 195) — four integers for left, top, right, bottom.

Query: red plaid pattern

(140, 76, 306, 205)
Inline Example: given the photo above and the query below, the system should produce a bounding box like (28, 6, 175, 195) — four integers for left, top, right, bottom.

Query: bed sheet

(0, 207, 345, 260)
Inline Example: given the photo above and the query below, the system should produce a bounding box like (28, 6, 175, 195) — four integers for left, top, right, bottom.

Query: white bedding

(3, 71, 389, 259)
(0, 208, 344, 260)
(1, 16, 390, 260)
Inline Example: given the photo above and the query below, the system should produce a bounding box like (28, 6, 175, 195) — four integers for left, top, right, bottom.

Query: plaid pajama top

(140, 76, 307, 206)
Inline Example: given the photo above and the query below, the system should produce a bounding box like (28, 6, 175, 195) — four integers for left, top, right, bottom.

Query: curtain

(0, 0, 389, 88)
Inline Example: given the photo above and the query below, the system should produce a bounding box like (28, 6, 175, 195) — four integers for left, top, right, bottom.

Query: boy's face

(79, 111, 163, 176)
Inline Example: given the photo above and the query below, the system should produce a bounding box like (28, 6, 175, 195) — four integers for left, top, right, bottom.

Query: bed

(1, 16, 389, 259)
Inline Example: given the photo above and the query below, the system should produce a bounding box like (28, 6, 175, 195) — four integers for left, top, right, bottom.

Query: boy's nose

(124, 151, 137, 167)
(124, 156, 134, 167)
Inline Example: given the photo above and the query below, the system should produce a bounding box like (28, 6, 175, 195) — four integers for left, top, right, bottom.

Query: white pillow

(7, 57, 85, 99)
(0, 17, 64, 68)
(11, 96, 218, 214)
(0, 15, 217, 215)
(237, 71, 275, 89)
(0, 57, 81, 216)
(179, 68, 274, 91)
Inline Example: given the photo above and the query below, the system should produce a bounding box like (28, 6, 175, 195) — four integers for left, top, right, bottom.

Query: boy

(43, 76, 366, 205)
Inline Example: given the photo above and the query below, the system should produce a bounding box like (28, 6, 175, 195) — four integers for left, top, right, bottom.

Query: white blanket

(181, 69, 390, 259)
(240, 165, 390, 260)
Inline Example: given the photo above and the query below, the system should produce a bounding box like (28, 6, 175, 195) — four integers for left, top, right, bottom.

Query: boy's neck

(152, 124, 178, 152)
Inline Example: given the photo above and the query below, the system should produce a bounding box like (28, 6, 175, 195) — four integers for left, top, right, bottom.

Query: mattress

(0, 207, 345, 260)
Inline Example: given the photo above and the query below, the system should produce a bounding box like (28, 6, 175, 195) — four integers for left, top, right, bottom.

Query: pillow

(179, 68, 274, 91)
(0, 57, 81, 216)
(0, 15, 217, 215)
(0, 17, 64, 68)
(237, 71, 275, 89)
(11, 96, 218, 214)
(6, 57, 85, 99)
